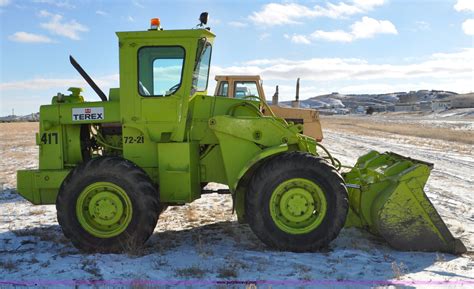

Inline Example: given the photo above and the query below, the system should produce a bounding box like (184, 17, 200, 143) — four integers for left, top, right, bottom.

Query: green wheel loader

(16, 14, 466, 254)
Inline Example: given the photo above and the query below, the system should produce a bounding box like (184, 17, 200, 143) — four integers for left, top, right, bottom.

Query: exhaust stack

(272, 85, 279, 106)
(291, 77, 300, 108)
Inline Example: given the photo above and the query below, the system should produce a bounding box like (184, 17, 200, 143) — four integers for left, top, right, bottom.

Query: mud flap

(344, 151, 466, 254)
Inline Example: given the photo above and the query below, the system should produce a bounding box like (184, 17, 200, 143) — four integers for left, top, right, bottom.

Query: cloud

(454, 0, 474, 12)
(0, 74, 119, 91)
(39, 10, 88, 40)
(454, 1, 474, 36)
(8, 31, 54, 43)
(32, 0, 75, 9)
(0, 0, 10, 7)
(259, 33, 271, 40)
(462, 19, 474, 35)
(132, 0, 144, 8)
(127, 16, 135, 22)
(208, 49, 473, 97)
(350, 16, 397, 39)
(413, 21, 430, 31)
(285, 34, 312, 44)
(96, 10, 108, 16)
(305, 16, 397, 43)
(311, 30, 353, 43)
(228, 21, 248, 28)
(210, 48, 473, 83)
(249, 0, 386, 26)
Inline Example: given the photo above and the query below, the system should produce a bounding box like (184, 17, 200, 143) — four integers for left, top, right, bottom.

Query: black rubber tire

(56, 156, 160, 253)
(245, 152, 348, 252)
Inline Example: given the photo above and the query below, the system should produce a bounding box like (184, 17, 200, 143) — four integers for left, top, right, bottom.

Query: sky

(0, 0, 473, 115)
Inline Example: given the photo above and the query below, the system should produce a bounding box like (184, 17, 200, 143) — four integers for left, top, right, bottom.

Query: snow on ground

(1, 118, 473, 288)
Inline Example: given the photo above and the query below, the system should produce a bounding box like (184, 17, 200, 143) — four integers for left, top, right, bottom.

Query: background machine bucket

(343, 151, 466, 254)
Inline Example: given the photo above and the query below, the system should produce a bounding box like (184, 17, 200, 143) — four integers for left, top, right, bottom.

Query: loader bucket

(343, 151, 466, 254)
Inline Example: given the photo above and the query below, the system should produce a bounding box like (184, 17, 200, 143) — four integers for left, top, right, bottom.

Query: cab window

(138, 46, 185, 97)
(192, 39, 212, 92)
(234, 81, 259, 99)
(217, 81, 229, 97)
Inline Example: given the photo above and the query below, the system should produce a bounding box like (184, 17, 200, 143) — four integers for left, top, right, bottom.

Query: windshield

(234, 81, 259, 99)
(138, 46, 185, 97)
(192, 39, 212, 92)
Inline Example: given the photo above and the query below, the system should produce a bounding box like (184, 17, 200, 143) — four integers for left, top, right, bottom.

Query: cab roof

(215, 75, 261, 81)
(116, 29, 215, 41)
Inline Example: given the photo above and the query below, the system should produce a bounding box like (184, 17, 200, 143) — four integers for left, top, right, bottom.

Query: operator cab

(115, 14, 216, 146)
(214, 75, 265, 100)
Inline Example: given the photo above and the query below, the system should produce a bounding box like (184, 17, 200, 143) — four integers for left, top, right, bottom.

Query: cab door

(119, 40, 194, 168)
(138, 45, 187, 142)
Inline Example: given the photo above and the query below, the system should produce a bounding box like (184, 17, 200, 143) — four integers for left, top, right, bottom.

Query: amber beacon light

(150, 18, 160, 30)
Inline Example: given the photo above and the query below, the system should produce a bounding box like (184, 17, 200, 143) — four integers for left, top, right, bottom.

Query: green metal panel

(38, 105, 63, 170)
(62, 125, 82, 166)
(17, 169, 70, 204)
(109, 88, 120, 102)
(211, 133, 262, 192)
(199, 145, 227, 184)
(122, 124, 157, 168)
(157, 142, 200, 203)
(209, 115, 299, 149)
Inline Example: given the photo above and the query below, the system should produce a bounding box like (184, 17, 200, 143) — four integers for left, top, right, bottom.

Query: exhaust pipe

(272, 85, 279, 106)
(291, 78, 300, 108)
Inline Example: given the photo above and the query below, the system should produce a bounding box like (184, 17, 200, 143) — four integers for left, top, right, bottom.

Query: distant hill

(0, 113, 39, 122)
(278, 90, 459, 113)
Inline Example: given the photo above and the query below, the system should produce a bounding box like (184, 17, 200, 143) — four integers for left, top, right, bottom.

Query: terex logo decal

(72, 107, 104, 121)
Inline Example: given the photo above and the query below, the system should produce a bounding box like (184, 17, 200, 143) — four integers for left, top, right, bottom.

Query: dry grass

(0, 259, 17, 271)
(29, 209, 47, 216)
(217, 265, 239, 278)
(0, 122, 38, 147)
(81, 258, 102, 278)
(391, 261, 407, 280)
(193, 233, 213, 257)
(0, 122, 39, 188)
(294, 264, 311, 274)
(119, 234, 148, 257)
(184, 207, 199, 222)
(436, 253, 446, 263)
(11, 226, 70, 245)
(321, 116, 473, 145)
(175, 265, 208, 278)
(217, 256, 249, 278)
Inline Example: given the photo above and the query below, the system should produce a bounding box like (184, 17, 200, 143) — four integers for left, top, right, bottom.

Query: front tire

(246, 152, 348, 252)
(56, 157, 160, 253)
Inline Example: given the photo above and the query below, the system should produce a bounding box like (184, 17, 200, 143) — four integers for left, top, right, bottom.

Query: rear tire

(246, 152, 348, 252)
(56, 156, 160, 253)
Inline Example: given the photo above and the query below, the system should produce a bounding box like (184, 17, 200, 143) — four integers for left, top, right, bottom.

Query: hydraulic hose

(316, 142, 343, 170)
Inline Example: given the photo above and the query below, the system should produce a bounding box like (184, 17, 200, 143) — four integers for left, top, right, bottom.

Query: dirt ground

(1, 116, 473, 288)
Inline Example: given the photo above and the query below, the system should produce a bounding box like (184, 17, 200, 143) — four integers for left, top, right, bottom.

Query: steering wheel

(242, 95, 261, 101)
(165, 83, 180, 95)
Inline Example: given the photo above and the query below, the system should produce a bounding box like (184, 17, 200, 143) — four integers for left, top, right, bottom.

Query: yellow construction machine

(214, 75, 323, 141)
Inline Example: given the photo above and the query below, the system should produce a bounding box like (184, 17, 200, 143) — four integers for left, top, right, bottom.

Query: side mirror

(199, 12, 208, 25)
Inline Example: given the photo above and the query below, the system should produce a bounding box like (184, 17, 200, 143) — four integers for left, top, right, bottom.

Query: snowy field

(1, 114, 473, 289)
